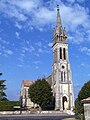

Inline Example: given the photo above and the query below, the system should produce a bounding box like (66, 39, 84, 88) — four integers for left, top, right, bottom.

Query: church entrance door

(62, 96, 67, 110)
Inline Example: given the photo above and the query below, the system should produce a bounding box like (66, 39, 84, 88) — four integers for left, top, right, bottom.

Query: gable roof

(81, 97, 90, 103)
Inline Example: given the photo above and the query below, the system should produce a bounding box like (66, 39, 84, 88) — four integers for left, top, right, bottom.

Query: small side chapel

(20, 6, 74, 111)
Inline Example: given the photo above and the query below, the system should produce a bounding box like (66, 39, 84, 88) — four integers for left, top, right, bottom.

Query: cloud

(65, 0, 85, 4)
(80, 47, 88, 52)
(38, 48, 43, 53)
(81, 63, 85, 66)
(15, 32, 20, 39)
(65, 0, 75, 3)
(77, 0, 85, 3)
(0, 38, 14, 57)
(0, 0, 90, 44)
(6, 50, 13, 55)
(17, 64, 23, 68)
(0, 0, 27, 21)
(30, 26, 34, 31)
(87, 74, 90, 77)
(33, 7, 56, 26)
(0, 0, 55, 26)
(59, 4, 90, 43)
(29, 46, 35, 52)
(35, 42, 42, 47)
(34, 61, 41, 64)
(38, 28, 44, 32)
(80, 47, 90, 56)
(0, 37, 9, 45)
(11, 0, 41, 13)
(48, 42, 52, 47)
(22, 45, 35, 53)
(15, 22, 22, 29)
(74, 83, 81, 88)
(60, 4, 89, 29)
(34, 41, 52, 55)
(3, 49, 13, 56)
(35, 66, 39, 69)
(0, 0, 41, 22)
(20, 53, 25, 57)
(35, 53, 40, 57)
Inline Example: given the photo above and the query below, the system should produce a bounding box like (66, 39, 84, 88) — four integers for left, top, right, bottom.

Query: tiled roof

(81, 97, 90, 103)
(22, 80, 35, 87)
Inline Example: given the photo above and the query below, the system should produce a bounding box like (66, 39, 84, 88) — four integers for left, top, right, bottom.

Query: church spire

(53, 5, 63, 37)
(56, 5, 62, 28)
(53, 5, 67, 44)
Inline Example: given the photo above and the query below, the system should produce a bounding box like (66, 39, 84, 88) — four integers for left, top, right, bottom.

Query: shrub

(0, 100, 20, 111)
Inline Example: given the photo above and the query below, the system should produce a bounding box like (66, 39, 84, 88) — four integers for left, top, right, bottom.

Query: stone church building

(20, 6, 74, 111)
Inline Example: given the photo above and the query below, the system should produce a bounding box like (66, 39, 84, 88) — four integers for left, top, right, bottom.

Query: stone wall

(0, 110, 74, 115)
(84, 103, 90, 120)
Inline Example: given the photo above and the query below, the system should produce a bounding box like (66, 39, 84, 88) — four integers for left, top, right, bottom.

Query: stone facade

(20, 6, 74, 111)
(20, 80, 37, 108)
(82, 97, 90, 120)
(52, 6, 74, 111)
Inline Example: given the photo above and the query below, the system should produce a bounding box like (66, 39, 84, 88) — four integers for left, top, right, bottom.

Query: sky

(0, 0, 90, 101)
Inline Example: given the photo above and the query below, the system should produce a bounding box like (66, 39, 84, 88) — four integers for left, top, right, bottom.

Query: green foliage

(75, 80, 90, 115)
(0, 100, 20, 111)
(0, 105, 14, 111)
(0, 73, 7, 101)
(75, 98, 84, 115)
(28, 78, 53, 107)
(78, 80, 90, 100)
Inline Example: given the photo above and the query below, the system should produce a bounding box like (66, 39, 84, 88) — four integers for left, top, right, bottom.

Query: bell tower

(52, 5, 74, 111)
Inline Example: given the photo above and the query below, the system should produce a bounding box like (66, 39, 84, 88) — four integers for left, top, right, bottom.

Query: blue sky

(0, 0, 90, 101)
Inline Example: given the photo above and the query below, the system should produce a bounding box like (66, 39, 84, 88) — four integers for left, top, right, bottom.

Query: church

(20, 6, 74, 111)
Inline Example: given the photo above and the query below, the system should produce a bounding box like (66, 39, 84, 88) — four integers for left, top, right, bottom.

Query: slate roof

(46, 75, 52, 86)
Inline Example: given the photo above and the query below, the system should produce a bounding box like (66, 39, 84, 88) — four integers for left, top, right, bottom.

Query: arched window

(54, 49, 57, 62)
(61, 71, 63, 82)
(63, 48, 66, 60)
(61, 71, 66, 82)
(64, 72, 66, 82)
(60, 48, 62, 59)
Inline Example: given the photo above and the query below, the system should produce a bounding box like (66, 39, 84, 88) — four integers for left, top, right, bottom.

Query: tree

(28, 78, 53, 108)
(75, 80, 90, 115)
(0, 73, 7, 101)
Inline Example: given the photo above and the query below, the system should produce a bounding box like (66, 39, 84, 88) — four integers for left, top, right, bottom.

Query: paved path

(0, 114, 77, 120)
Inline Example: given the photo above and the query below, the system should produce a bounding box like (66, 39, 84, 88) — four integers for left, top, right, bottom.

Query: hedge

(0, 100, 20, 111)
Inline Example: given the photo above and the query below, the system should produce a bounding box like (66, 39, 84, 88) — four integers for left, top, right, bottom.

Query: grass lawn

(63, 118, 80, 120)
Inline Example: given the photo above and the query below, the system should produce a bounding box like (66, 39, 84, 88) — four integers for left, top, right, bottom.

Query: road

(0, 114, 78, 120)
